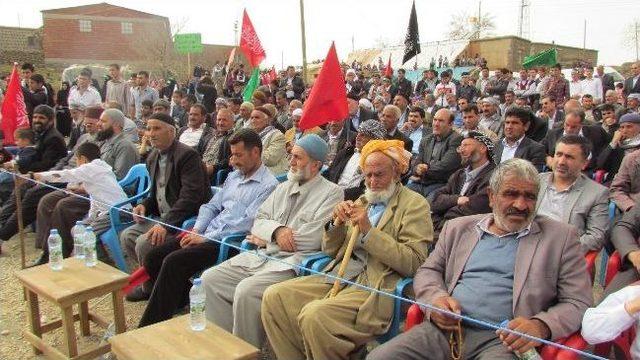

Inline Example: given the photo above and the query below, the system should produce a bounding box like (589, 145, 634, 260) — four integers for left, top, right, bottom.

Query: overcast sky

(2, 0, 638, 67)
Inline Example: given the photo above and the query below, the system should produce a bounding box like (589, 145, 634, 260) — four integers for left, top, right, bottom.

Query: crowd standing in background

(0, 57, 640, 359)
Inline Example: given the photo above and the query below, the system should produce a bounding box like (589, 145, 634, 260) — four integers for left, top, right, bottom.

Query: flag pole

(14, 173, 26, 270)
(299, 0, 308, 83)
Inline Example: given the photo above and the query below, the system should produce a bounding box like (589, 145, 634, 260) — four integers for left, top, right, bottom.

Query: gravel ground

(0, 231, 146, 360)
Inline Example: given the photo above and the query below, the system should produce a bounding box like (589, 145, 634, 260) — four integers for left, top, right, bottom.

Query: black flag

(402, 1, 421, 64)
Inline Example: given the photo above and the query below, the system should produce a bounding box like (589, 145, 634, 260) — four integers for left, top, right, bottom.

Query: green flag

(522, 48, 558, 69)
(243, 68, 260, 102)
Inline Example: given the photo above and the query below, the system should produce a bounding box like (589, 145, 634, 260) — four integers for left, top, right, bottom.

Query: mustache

(505, 207, 529, 217)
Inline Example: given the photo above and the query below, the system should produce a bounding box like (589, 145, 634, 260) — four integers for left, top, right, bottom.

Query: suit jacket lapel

(562, 176, 584, 222)
(514, 138, 527, 158)
(513, 221, 541, 311)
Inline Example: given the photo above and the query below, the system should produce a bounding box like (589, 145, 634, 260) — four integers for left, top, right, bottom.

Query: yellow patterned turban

(360, 139, 412, 174)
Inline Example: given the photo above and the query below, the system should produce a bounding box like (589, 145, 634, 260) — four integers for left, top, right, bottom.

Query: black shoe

(125, 286, 150, 302)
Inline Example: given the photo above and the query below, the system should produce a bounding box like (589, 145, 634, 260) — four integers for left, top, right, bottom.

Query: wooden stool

(109, 315, 259, 360)
(15, 258, 129, 360)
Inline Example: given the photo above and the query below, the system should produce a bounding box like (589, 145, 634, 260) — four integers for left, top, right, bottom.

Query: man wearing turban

(262, 140, 433, 359)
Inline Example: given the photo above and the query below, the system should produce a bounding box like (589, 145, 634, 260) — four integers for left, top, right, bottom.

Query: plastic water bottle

(500, 320, 542, 360)
(48, 229, 63, 271)
(189, 278, 206, 331)
(71, 221, 86, 259)
(84, 226, 97, 267)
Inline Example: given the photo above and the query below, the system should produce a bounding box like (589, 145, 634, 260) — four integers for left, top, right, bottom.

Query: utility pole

(635, 21, 640, 61)
(233, 20, 238, 45)
(299, 0, 308, 83)
(518, 0, 530, 39)
(583, 19, 587, 50)
(477, 1, 482, 39)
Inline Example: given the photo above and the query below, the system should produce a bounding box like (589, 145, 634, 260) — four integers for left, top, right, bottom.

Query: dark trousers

(138, 237, 219, 327)
(37, 190, 90, 259)
(603, 267, 640, 299)
(0, 182, 57, 243)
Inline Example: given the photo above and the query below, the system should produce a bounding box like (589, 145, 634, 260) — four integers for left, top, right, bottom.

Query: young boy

(33, 142, 131, 261)
(0, 128, 37, 201)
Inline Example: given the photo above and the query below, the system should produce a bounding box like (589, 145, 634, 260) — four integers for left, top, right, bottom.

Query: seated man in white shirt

(177, 104, 213, 156)
(323, 119, 386, 201)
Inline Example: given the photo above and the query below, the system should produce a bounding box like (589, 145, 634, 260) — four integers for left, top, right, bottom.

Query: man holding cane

(262, 139, 433, 359)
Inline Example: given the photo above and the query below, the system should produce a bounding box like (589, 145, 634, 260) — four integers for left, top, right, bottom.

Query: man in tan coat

(369, 158, 592, 360)
(262, 139, 433, 359)
(201, 134, 342, 349)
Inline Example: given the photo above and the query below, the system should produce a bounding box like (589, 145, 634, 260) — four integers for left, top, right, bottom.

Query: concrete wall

(466, 36, 598, 70)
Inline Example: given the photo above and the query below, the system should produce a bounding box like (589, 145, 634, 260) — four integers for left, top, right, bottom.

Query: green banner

(243, 68, 261, 102)
(522, 48, 558, 69)
(174, 33, 203, 54)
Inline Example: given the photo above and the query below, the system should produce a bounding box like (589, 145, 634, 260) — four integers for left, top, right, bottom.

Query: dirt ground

(0, 231, 146, 360)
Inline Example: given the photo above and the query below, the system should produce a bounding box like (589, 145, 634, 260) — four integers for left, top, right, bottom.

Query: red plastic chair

(593, 327, 635, 360)
(593, 169, 608, 184)
(404, 304, 588, 360)
(605, 251, 622, 288)
(585, 251, 598, 281)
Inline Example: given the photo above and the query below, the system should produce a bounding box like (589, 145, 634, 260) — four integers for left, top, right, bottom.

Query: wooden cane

(329, 225, 360, 298)
(14, 172, 26, 270)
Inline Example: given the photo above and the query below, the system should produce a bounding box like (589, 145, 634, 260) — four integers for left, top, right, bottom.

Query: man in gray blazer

(536, 135, 609, 252)
(200, 134, 343, 348)
(369, 158, 592, 360)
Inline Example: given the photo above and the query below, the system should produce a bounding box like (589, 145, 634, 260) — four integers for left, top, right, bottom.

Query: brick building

(41, 2, 172, 66)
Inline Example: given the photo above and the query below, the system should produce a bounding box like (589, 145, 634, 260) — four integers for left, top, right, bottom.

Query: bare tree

(447, 12, 496, 40)
(622, 18, 640, 61)
(133, 17, 190, 81)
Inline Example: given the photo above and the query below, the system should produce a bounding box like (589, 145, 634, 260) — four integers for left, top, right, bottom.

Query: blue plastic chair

(214, 169, 230, 186)
(99, 164, 151, 272)
(275, 173, 288, 183)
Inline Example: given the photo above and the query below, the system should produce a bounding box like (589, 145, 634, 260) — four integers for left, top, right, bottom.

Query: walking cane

(329, 225, 360, 298)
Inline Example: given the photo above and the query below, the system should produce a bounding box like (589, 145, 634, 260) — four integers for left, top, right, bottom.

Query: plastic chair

(99, 164, 151, 272)
(585, 250, 599, 281)
(593, 326, 635, 360)
(405, 304, 588, 360)
(593, 169, 608, 184)
(214, 169, 230, 186)
(275, 173, 288, 183)
(605, 251, 622, 288)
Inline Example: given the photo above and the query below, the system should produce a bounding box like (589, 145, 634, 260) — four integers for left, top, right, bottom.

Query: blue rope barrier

(3, 169, 607, 360)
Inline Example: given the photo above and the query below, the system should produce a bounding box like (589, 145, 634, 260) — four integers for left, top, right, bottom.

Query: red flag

(384, 54, 393, 78)
(299, 43, 348, 131)
(239, 9, 266, 68)
(1, 63, 29, 145)
(268, 66, 277, 83)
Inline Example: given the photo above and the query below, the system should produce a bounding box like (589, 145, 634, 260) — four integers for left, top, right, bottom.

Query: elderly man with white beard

(200, 134, 343, 349)
(262, 139, 433, 359)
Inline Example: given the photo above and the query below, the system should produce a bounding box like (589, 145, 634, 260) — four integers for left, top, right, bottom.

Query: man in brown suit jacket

(369, 158, 592, 360)
(121, 112, 211, 301)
